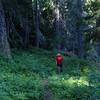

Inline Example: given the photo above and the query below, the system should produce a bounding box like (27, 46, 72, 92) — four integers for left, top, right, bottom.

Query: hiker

(56, 53, 64, 74)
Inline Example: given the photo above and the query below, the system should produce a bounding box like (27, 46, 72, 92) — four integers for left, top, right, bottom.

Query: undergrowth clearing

(0, 48, 100, 100)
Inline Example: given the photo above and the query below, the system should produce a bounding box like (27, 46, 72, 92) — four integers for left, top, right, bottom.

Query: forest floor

(0, 48, 100, 100)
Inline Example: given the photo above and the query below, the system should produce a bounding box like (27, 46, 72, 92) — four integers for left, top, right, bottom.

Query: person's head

(57, 53, 61, 56)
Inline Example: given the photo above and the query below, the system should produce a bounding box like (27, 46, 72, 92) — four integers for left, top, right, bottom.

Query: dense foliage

(0, 49, 100, 100)
(0, 0, 100, 99)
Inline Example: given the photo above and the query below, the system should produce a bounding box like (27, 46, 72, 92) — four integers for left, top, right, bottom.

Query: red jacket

(56, 55, 63, 65)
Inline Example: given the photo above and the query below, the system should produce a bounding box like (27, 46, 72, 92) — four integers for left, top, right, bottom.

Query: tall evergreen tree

(33, 0, 45, 47)
(67, 0, 85, 58)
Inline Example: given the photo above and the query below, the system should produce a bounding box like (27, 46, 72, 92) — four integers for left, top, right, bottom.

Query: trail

(43, 79, 53, 100)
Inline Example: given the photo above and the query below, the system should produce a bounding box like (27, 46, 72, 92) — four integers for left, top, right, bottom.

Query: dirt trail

(43, 79, 53, 100)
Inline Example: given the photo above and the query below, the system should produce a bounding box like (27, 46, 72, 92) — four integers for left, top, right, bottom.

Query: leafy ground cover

(0, 48, 100, 100)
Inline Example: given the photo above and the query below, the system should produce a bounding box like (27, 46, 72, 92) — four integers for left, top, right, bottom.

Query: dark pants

(57, 63, 63, 74)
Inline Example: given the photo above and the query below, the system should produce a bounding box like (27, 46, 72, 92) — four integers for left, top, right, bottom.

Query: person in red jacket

(56, 53, 64, 73)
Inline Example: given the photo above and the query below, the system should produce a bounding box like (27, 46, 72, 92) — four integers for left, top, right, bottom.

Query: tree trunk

(54, 0, 62, 50)
(67, 0, 85, 58)
(0, 0, 11, 59)
(77, 0, 85, 58)
(34, 0, 44, 48)
(3, 0, 32, 48)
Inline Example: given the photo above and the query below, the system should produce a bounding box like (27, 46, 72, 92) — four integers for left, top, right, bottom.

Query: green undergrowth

(0, 48, 100, 100)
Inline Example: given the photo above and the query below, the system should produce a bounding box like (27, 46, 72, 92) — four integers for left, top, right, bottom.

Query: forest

(0, 0, 100, 100)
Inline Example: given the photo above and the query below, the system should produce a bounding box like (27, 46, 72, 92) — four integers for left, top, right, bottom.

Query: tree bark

(67, 0, 85, 58)
(34, 0, 45, 48)
(0, 0, 11, 59)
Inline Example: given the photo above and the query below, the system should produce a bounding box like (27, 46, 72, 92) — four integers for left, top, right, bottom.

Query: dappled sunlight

(0, 0, 100, 98)
(63, 77, 89, 86)
(81, 66, 91, 74)
(0, 49, 100, 99)
(48, 75, 90, 87)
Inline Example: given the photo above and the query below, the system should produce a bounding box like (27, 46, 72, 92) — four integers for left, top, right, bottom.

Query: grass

(0, 48, 100, 100)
